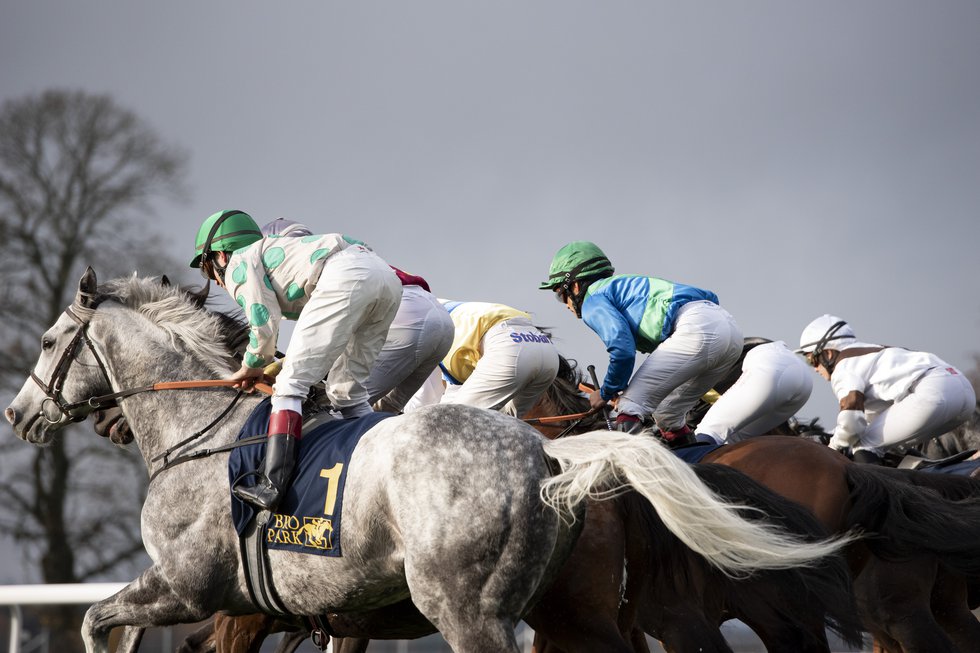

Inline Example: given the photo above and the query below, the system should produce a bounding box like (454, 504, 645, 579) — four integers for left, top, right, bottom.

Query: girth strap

(239, 510, 291, 617)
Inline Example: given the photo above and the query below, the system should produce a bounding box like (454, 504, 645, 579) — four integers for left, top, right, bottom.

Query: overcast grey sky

(3, 2, 979, 438)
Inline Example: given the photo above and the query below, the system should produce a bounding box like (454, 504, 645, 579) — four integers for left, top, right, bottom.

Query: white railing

(0, 584, 126, 653)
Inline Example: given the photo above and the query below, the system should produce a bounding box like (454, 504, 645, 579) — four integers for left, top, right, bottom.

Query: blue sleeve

(581, 296, 637, 400)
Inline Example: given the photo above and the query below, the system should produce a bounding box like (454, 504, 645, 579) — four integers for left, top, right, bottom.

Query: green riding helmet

(189, 210, 263, 268)
(539, 241, 615, 290)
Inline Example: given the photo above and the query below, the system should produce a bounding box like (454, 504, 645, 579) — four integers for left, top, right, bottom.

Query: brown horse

(566, 362, 980, 653)
(699, 438, 980, 653)
(539, 358, 980, 653)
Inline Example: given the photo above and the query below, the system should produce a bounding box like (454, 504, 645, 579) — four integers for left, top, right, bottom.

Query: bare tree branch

(0, 89, 189, 650)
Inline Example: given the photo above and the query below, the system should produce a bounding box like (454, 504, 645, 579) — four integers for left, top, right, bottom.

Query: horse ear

(161, 275, 172, 287)
(186, 281, 210, 308)
(76, 267, 99, 309)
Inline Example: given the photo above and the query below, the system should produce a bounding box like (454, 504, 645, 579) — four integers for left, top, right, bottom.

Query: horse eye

(41, 338, 54, 351)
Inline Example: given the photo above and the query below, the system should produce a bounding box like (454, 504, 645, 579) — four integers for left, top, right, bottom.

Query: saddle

(232, 401, 392, 627)
(896, 449, 979, 471)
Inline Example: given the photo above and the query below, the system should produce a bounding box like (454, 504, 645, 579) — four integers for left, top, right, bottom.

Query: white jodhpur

(696, 341, 813, 444)
(616, 300, 743, 431)
(363, 284, 455, 413)
(276, 247, 402, 414)
(441, 318, 559, 417)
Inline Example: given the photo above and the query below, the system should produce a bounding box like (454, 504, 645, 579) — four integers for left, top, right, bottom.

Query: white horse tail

(540, 431, 857, 578)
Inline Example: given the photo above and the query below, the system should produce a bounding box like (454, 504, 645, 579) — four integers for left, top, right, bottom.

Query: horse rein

(25, 302, 273, 470)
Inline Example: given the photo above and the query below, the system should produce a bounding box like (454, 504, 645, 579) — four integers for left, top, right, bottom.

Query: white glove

(831, 409, 867, 448)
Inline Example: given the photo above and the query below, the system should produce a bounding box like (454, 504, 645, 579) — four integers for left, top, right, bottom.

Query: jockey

(259, 218, 455, 414)
(692, 339, 813, 444)
(438, 301, 559, 417)
(540, 241, 743, 446)
(191, 210, 402, 510)
(797, 314, 976, 464)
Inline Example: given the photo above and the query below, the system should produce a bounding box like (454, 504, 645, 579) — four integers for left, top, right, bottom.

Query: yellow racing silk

(440, 301, 530, 383)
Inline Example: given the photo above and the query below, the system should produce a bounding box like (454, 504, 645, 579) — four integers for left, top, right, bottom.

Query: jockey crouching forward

(439, 301, 560, 417)
(540, 241, 743, 447)
(261, 218, 455, 414)
(191, 210, 402, 510)
(798, 314, 976, 465)
(694, 339, 813, 445)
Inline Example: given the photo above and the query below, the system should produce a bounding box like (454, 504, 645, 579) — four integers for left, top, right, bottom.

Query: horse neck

(90, 308, 250, 469)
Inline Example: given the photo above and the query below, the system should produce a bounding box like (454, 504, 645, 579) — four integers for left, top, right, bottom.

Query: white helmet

(797, 314, 856, 354)
(261, 217, 314, 238)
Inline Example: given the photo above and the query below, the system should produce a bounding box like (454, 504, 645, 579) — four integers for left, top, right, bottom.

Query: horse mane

(539, 354, 604, 431)
(89, 275, 249, 377)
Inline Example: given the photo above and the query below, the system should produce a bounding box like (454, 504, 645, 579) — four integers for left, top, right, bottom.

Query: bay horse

(538, 357, 980, 653)
(3, 270, 849, 653)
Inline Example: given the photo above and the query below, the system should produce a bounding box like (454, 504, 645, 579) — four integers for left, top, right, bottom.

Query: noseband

(25, 304, 113, 434)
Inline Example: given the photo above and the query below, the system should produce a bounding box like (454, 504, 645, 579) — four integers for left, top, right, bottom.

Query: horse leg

(113, 627, 145, 653)
(523, 501, 636, 653)
(330, 638, 371, 653)
(855, 557, 958, 653)
(739, 612, 831, 653)
(930, 567, 980, 653)
(213, 613, 283, 653)
(80, 566, 213, 653)
(176, 620, 217, 653)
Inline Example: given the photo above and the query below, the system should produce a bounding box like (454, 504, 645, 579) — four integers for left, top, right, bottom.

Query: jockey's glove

(829, 409, 867, 450)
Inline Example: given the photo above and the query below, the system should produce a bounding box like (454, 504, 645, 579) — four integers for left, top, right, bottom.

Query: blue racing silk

(581, 275, 719, 400)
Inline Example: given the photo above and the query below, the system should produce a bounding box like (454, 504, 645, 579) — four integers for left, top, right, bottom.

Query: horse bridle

(25, 304, 114, 435)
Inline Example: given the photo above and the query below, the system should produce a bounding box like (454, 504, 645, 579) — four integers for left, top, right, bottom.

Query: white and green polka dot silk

(224, 233, 357, 369)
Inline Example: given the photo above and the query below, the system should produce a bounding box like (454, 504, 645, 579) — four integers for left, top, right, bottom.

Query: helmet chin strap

(813, 320, 849, 374)
(558, 256, 610, 318)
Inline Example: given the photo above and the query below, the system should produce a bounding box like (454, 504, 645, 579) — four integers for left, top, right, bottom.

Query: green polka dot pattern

(301, 235, 320, 244)
(286, 282, 305, 301)
(283, 311, 300, 320)
(310, 249, 329, 263)
(232, 262, 247, 285)
(236, 295, 246, 310)
(250, 303, 271, 327)
(263, 247, 285, 270)
(263, 274, 274, 291)
(249, 331, 258, 349)
(244, 352, 265, 368)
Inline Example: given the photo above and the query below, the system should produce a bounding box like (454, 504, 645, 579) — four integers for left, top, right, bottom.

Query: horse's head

(5, 268, 113, 444)
(5, 268, 246, 446)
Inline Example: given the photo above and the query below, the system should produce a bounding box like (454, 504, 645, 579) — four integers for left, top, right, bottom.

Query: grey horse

(4, 269, 852, 653)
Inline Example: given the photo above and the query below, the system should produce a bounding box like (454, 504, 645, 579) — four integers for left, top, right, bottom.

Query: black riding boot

(234, 410, 301, 511)
(659, 425, 697, 449)
(851, 449, 882, 465)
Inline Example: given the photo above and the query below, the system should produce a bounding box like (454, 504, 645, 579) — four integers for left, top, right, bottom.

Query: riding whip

(587, 365, 614, 431)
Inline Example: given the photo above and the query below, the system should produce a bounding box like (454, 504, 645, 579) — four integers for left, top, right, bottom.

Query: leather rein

(26, 303, 274, 479)
(28, 302, 599, 471)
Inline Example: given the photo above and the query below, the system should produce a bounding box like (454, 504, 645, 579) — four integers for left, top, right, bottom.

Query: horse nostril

(4, 407, 17, 426)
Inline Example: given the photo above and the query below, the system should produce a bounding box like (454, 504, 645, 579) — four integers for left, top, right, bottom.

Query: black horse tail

(625, 463, 865, 650)
(870, 465, 980, 501)
(845, 464, 980, 576)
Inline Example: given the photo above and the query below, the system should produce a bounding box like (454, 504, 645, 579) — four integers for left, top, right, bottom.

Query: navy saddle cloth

(229, 398, 392, 557)
(670, 442, 723, 464)
(922, 459, 980, 477)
